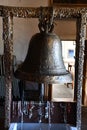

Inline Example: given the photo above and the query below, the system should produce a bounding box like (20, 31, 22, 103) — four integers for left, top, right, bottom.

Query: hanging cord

(38, 7, 54, 33)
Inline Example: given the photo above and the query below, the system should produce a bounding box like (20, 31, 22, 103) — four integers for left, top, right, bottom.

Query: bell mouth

(14, 69, 72, 84)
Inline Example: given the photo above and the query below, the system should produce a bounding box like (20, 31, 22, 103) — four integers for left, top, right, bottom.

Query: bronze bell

(14, 22, 72, 84)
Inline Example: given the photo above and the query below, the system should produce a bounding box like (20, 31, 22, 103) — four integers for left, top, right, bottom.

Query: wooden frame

(51, 0, 87, 7)
(52, 0, 87, 3)
(0, 5, 86, 130)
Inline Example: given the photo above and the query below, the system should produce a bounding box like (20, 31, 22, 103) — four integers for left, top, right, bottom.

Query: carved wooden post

(82, 40, 87, 105)
(3, 10, 13, 129)
(74, 18, 81, 101)
(76, 13, 86, 130)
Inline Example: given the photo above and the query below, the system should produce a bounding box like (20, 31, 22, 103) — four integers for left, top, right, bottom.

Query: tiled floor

(52, 83, 74, 102)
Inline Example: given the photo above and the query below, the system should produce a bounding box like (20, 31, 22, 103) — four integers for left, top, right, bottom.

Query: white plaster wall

(13, 18, 39, 62)
(54, 20, 76, 40)
(0, 0, 50, 7)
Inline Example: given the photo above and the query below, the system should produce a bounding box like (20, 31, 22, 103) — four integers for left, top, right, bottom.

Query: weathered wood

(82, 41, 87, 106)
(3, 11, 13, 128)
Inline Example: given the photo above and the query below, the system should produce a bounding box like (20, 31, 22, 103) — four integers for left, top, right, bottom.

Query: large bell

(14, 31, 72, 84)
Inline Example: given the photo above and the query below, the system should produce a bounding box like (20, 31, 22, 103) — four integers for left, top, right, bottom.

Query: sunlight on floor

(52, 83, 74, 102)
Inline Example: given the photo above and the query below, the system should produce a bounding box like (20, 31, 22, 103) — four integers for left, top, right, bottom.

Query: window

(68, 49, 74, 58)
